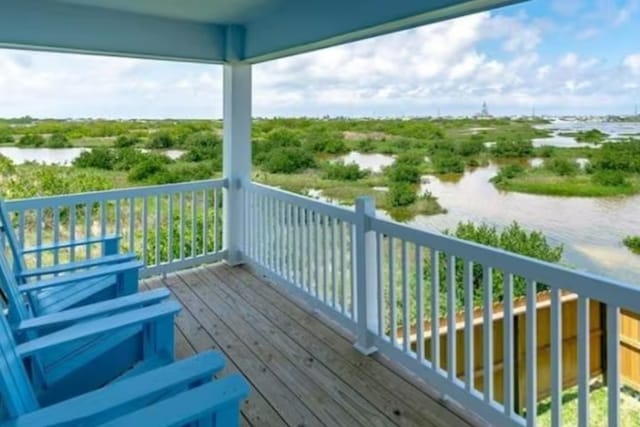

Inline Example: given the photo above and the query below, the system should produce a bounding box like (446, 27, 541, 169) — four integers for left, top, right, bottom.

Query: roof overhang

(0, 0, 526, 63)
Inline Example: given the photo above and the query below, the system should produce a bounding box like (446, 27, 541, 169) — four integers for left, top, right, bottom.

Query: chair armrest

(4, 351, 225, 427)
(17, 253, 137, 279)
(16, 288, 170, 333)
(21, 235, 121, 254)
(16, 300, 180, 357)
(99, 374, 249, 427)
(18, 260, 142, 293)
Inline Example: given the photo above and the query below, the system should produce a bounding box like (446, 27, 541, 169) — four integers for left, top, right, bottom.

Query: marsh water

(0, 147, 185, 164)
(341, 120, 640, 285)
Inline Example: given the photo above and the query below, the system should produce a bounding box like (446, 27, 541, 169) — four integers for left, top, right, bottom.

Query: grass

(536, 385, 640, 427)
(253, 169, 446, 221)
(494, 171, 640, 197)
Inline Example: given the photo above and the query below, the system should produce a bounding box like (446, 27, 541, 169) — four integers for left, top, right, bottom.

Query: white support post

(223, 63, 251, 265)
(354, 196, 378, 355)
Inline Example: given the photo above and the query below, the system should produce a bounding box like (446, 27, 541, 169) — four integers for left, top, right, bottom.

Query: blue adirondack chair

(0, 252, 180, 405)
(0, 304, 248, 426)
(0, 199, 140, 313)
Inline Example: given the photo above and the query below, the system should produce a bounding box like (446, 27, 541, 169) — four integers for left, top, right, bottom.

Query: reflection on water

(0, 147, 88, 165)
(0, 147, 184, 165)
(533, 121, 640, 148)
(415, 165, 640, 284)
(339, 151, 395, 173)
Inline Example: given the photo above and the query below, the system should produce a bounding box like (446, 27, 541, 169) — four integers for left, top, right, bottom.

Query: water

(0, 147, 185, 165)
(416, 165, 640, 284)
(0, 147, 88, 165)
(339, 151, 395, 173)
(533, 120, 640, 148)
(338, 148, 640, 285)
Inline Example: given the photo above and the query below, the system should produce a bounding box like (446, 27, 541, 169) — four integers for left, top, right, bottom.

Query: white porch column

(223, 63, 251, 265)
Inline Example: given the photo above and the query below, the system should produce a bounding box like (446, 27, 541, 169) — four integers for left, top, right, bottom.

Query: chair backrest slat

(0, 254, 31, 325)
(0, 200, 27, 276)
(0, 307, 40, 419)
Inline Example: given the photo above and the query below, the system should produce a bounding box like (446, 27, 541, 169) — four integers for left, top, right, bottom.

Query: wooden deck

(144, 263, 476, 427)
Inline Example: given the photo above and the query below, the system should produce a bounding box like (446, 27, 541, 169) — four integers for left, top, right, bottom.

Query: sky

(0, 0, 639, 119)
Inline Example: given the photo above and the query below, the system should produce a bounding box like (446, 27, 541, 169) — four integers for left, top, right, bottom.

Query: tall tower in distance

(481, 101, 489, 116)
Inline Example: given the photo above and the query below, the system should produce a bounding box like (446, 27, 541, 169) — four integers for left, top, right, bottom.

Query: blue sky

(0, 0, 639, 118)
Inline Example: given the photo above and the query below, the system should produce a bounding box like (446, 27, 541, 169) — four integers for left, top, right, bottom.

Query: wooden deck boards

(144, 263, 473, 427)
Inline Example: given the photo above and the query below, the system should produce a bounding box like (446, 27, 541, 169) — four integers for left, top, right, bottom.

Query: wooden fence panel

(410, 292, 610, 412)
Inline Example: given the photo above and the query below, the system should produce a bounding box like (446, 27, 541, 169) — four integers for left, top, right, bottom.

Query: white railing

(4, 179, 227, 277)
(243, 182, 358, 331)
(243, 182, 640, 427)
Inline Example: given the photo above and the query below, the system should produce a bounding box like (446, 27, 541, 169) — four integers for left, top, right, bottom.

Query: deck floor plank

(224, 265, 473, 427)
(146, 264, 474, 427)
(188, 266, 400, 427)
(178, 268, 364, 427)
(206, 265, 436, 427)
(142, 277, 286, 427)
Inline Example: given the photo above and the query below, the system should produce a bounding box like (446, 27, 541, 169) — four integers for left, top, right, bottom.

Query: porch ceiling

(1, 0, 525, 63)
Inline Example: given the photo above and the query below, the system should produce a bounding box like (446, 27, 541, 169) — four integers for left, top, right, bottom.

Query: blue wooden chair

(0, 199, 140, 313)
(0, 253, 180, 405)
(0, 303, 248, 426)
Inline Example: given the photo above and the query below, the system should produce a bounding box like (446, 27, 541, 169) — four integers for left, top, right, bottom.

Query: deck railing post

(222, 60, 252, 266)
(354, 196, 378, 355)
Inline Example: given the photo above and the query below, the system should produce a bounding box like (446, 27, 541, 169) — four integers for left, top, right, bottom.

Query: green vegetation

(623, 236, 640, 254)
(494, 139, 640, 197)
(559, 128, 609, 144)
(18, 133, 46, 147)
(441, 222, 563, 307)
(536, 385, 640, 427)
(322, 161, 368, 181)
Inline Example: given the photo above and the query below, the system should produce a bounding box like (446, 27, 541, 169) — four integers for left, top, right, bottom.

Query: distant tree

(18, 133, 45, 147)
(146, 131, 174, 149)
(46, 132, 71, 148)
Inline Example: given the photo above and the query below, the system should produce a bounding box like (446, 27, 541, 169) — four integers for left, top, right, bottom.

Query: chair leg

(117, 268, 139, 296)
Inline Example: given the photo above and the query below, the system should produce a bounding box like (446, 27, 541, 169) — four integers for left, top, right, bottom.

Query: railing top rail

(247, 182, 357, 223)
(370, 216, 640, 314)
(4, 179, 228, 210)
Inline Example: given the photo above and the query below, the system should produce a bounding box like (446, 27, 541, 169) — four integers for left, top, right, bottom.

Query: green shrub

(128, 158, 169, 182)
(262, 147, 315, 174)
(591, 170, 630, 187)
(0, 153, 15, 175)
(431, 153, 465, 174)
(386, 162, 421, 183)
(546, 158, 579, 176)
(0, 127, 13, 144)
(574, 129, 608, 144)
(492, 137, 534, 157)
(456, 139, 485, 156)
(538, 146, 555, 158)
(442, 222, 563, 307)
(18, 134, 45, 147)
(492, 164, 525, 184)
(323, 161, 368, 181)
(146, 131, 174, 149)
(304, 131, 347, 154)
(181, 131, 222, 162)
(387, 182, 417, 207)
(114, 135, 140, 148)
(72, 148, 115, 169)
(623, 236, 640, 254)
(45, 132, 71, 148)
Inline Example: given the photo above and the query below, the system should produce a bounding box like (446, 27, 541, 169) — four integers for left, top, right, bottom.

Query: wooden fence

(404, 292, 640, 412)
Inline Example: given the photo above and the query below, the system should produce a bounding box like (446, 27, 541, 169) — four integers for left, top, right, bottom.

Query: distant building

(474, 101, 493, 119)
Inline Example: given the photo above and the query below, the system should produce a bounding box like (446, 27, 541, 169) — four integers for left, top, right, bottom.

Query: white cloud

(614, 0, 639, 25)
(623, 53, 640, 74)
(0, 8, 638, 118)
(575, 27, 601, 40)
